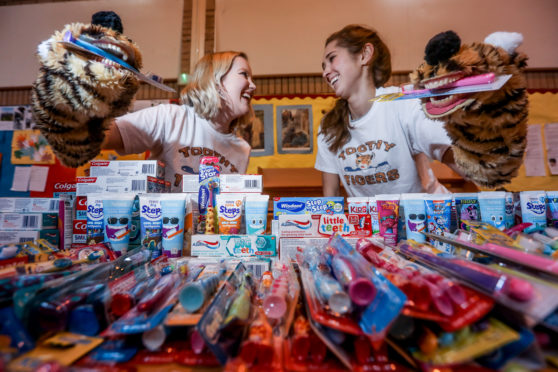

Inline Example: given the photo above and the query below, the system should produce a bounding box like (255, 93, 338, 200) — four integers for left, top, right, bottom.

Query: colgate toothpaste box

(76, 176, 159, 195)
(190, 234, 276, 257)
(72, 219, 87, 244)
(277, 214, 372, 238)
(52, 182, 76, 197)
(89, 160, 166, 179)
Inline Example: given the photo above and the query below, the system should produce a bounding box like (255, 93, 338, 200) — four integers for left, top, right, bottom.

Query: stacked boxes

(0, 198, 61, 248)
(74, 160, 167, 245)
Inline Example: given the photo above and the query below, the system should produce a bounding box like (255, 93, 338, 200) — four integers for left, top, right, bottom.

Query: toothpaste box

(76, 176, 160, 195)
(220, 174, 263, 193)
(279, 237, 360, 261)
(89, 160, 166, 179)
(277, 214, 372, 238)
(72, 219, 87, 244)
(0, 229, 60, 248)
(182, 174, 263, 193)
(0, 213, 58, 230)
(190, 234, 276, 257)
(0, 198, 61, 213)
(273, 197, 344, 219)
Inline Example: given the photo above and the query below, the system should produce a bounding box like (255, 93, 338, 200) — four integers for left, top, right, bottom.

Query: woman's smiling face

(220, 56, 256, 119)
(322, 41, 362, 99)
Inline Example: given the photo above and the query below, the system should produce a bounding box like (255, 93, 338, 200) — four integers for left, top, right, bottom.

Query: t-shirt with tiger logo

(315, 86, 452, 197)
(116, 104, 251, 192)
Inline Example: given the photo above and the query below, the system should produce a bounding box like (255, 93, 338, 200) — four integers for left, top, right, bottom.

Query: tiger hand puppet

(31, 22, 142, 167)
(409, 31, 528, 188)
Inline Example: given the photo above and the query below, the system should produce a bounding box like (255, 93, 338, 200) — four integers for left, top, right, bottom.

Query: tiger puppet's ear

(409, 30, 528, 189)
(31, 22, 143, 167)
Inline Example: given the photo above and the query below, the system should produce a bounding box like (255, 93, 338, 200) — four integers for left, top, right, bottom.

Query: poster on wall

(236, 104, 274, 157)
(0, 105, 35, 131)
(545, 123, 558, 175)
(276, 105, 313, 154)
(11, 129, 55, 165)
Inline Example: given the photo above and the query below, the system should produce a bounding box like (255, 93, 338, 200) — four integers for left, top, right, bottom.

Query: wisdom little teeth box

(277, 214, 372, 238)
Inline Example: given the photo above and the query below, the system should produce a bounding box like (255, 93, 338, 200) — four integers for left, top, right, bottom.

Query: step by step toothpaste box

(190, 234, 276, 257)
(277, 213, 372, 238)
(89, 160, 166, 179)
(279, 237, 360, 261)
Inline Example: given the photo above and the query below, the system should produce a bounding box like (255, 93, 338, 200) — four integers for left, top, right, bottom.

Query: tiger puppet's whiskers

(409, 31, 528, 189)
(31, 22, 143, 167)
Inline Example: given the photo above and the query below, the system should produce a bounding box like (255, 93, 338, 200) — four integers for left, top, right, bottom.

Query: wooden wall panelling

(1, 70, 557, 105)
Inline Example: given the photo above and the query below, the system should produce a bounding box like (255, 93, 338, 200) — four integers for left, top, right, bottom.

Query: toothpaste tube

(138, 194, 163, 258)
(375, 194, 400, 245)
(102, 193, 136, 256)
(478, 191, 507, 231)
(86, 193, 104, 245)
(520, 191, 547, 233)
(546, 191, 558, 228)
(368, 197, 380, 235)
(216, 194, 244, 234)
(245, 194, 269, 235)
(161, 194, 188, 257)
(400, 193, 427, 243)
(505, 192, 515, 229)
(454, 193, 481, 230)
(424, 194, 453, 254)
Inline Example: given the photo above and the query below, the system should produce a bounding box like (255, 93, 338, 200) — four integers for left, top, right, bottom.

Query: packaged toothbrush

(198, 157, 221, 234)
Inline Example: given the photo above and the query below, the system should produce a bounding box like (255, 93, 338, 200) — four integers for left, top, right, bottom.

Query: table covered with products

(1, 159, 558, 371)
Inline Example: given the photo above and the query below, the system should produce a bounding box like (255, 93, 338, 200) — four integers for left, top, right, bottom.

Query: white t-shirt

(315, 87, 451, 197)
(116, 104, 251, 192)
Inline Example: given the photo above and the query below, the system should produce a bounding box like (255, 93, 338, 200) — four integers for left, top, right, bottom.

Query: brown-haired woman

(316, 24, 458, 197)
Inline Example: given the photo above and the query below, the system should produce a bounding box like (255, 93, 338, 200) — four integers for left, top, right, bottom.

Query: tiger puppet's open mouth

(31, 23, 143, 168)
(415, 72, 476, 117)
(409, 30, 529, 188)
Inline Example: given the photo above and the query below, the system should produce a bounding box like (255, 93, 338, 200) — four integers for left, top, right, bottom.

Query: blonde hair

(320, 25, 391, 153)
(180, 51, 253, 131)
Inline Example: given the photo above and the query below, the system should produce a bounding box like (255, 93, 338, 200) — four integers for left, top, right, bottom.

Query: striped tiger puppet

(409, 31, 528, 188)
(31, 22, 142, 167)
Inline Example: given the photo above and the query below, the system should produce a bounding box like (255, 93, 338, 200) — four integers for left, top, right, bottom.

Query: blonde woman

(103, 51, 256, 191)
